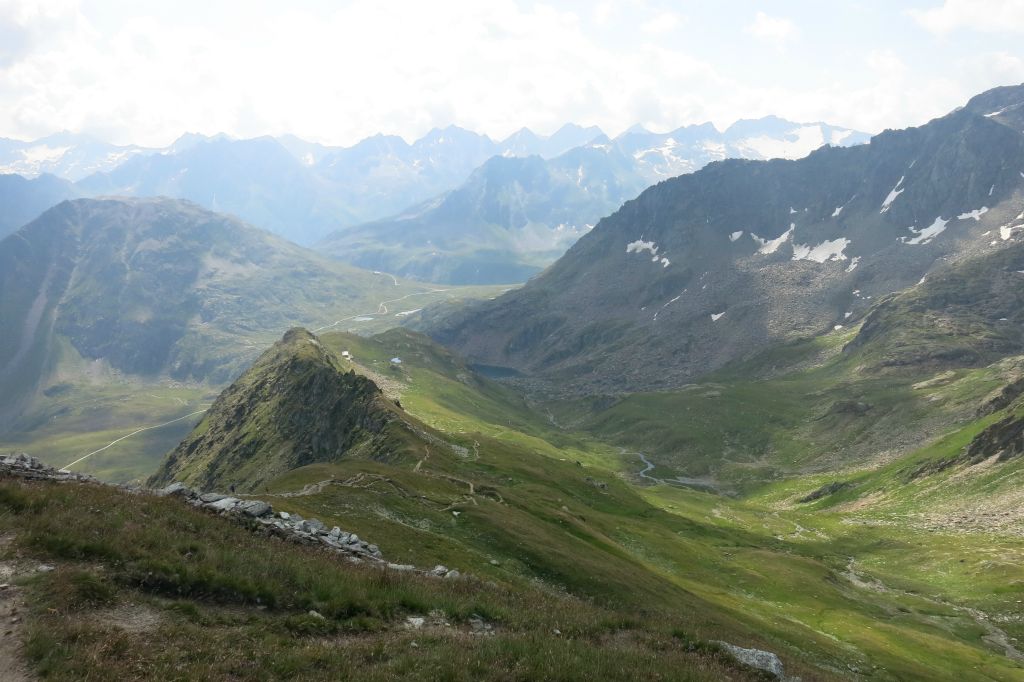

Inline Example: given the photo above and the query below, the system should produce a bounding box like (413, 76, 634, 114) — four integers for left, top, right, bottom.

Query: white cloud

(743, 11, 798, 48)
(0, 0, 733, 146)
(0, 1, 1020, 147)
(641, 11, 682, 34)
(909, 0, 1024, 34)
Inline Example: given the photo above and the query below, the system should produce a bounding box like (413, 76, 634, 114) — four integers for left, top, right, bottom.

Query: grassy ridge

(0, 478, 757, 682)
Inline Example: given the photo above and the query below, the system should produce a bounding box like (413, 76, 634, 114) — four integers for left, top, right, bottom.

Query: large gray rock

(300, 519, 325, 534)
(715, 642, 785, 679)
(199, 492, 226, 503)
(207, 497, 241, 512)
(237, 500, 272, 517)
(160, 482, 192, 497)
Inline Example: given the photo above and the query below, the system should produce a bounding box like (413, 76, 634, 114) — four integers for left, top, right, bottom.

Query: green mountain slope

(144, 325, 1024, 680)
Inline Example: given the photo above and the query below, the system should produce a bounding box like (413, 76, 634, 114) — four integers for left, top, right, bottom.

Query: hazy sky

(1, 0, 1023, 146)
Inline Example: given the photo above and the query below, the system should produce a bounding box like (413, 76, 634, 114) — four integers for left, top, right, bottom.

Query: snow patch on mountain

(750, 225, 794, 254)
(902, 216, 949, 245)
(711, 312, 725, 321)
(734, 125, 827, 160)
(957, 207, 988, 221)
(846, 256, 861, 272)
(880, 176, 905, 213)
(729, 230, 744, 242)
(627, 239, 670, 267)
(626, 239, 658, 256)
(792, 237, 850, 263)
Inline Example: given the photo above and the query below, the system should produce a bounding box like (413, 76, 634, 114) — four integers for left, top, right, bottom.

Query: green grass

(0, 478, 760, 682)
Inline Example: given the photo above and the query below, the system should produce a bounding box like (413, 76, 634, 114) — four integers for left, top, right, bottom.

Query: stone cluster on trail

(0, 454, 463, 580)
(0, 453, 98, 483)
(155, 482, 464, 579)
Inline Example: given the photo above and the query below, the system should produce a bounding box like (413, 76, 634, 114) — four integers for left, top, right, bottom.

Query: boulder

(300, 519, 325, 534)
(714, 642, 785, 679)
(237, 500, 272, 517)
(207, 497, 241, 512)
(160, 482, 191, 497)
(199, 492, 227, 503)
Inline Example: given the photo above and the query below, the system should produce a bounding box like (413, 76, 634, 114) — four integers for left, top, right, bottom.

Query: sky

(1, 0, 1023, 147)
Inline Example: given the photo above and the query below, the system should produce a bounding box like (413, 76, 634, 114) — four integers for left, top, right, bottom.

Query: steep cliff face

(150, 328, 409, 491)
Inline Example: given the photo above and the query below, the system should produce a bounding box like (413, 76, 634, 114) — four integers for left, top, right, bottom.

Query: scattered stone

(444, 570, 461, 579)
(405, 616, 425, 629)
(489, 559, 500, 566)
(388, 563, 416, 572)
(199, 492, 226, 503)
(430, 565, 449, 577)
(308, 610, 325, 620)
(36, 564, 55, 573)
(278, 511, 291, 520)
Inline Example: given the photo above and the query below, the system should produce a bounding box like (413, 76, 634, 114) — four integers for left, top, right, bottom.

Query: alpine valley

(0, 83, 1023, 682)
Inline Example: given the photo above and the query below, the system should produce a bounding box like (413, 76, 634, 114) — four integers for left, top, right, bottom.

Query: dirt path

(0, 535, 34, 682)
(62, 408, 209, 471)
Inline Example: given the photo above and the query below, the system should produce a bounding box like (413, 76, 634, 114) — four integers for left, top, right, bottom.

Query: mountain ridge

(425, 85, 1024, 395)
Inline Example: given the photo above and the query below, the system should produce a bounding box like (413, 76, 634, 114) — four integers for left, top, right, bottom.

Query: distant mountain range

(1, 118, 867, 255)
(317, 118, 869, 283)
(427, 84, 1024, 394)
(0, 132, 155, 181)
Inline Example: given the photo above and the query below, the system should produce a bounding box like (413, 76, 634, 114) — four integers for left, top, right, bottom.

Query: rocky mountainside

(320, 118, 868, 284)
(0, 173, 79, 238)
(0, 197, 422, 428)
(845, 237, 1024, 370)
(427, 84, 1024, 395)
(149, 328, 411, 491)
